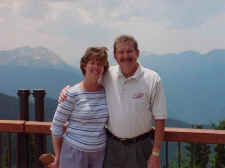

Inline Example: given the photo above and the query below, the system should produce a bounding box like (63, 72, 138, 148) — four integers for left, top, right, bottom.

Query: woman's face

(84, 56, 104, 80)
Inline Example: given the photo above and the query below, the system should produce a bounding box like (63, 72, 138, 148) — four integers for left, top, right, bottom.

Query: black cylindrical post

(17, 89, 30, 168)
(18, 90, 30, 120)
(32, 89, 47, 168)
(33, 90, 46, 122)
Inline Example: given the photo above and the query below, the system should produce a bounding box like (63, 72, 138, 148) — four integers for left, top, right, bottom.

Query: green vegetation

(211, 120, 225, 168)
(168, 122, 225, 168)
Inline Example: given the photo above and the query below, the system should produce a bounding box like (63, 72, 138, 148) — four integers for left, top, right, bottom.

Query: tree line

(168, 120, 225, 168)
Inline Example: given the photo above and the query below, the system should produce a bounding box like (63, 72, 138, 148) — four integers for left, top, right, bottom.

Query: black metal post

(166, 141, 168, 168)
(32, 89, 47, 168)
(0, 133, 2, 168)
(7, 133, 12, 168)
(17, 89, 30, 168)
(191, 143, 194, 168)
(217, 144, 222, 168)
(178, 142, 181, 168)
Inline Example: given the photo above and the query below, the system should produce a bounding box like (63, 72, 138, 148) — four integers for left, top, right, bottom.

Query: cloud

(0, 0, 225, 66)
(161, 0, 225, 29)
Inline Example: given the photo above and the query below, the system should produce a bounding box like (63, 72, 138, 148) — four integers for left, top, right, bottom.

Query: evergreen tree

(184, 125, 211, 168)
(211, 120, 225, 168)
(168, 151, 189, 168)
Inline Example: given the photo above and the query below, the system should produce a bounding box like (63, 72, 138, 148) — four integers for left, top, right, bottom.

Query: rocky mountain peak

(0, 46, 67, 68)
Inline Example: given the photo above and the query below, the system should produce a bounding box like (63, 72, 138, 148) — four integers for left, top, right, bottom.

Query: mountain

(139, 49, 225, 124)
(0, 93, 20, 119)
(0, 92, 57, 121)
(1, 46, 225, 124)
(0, 46, 83, 98)
(0, 46, 69, 70)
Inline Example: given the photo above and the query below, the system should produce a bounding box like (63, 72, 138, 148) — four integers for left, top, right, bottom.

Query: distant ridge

(0, 47, 225, 124)
(139, 49, 225, 124)
(0, 46, 83, 98)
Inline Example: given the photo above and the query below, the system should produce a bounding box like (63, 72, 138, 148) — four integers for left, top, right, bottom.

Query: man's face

(114, 41, 139, 73)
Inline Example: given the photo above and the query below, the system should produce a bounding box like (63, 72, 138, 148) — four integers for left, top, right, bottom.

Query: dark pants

(103, 133, 153, 168)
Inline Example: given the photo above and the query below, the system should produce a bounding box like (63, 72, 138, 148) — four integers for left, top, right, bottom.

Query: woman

(49, 47, 109, 168)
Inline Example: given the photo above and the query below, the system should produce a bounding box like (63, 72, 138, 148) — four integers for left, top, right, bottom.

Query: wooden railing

(1, 120, 225, 168)
(1, 120, 225, 144)
(1, 89, 225, 168)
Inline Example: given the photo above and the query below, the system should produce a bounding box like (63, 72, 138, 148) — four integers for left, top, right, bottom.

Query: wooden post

(33, 89, 46, 168)
(17, 89, 30, 168)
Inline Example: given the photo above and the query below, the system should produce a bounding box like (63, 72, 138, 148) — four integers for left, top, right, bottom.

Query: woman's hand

(48, 158, 59, 168)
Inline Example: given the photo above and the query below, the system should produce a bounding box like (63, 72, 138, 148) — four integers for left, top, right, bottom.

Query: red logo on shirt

(132, 92, 144, 99)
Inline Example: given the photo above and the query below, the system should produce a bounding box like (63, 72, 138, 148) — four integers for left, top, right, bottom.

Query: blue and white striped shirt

(51, 84, 109, 152)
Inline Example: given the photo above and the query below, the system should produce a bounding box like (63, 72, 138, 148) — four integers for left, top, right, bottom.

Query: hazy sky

(1, 0, 225, 66)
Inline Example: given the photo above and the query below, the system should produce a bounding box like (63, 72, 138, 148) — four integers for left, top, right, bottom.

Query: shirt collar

(117, 62, 144, 80)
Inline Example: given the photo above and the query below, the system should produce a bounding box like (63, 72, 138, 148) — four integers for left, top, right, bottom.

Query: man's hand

(147, 119, 165, 168)
(58, 85, 70, 103)
(147, 154, 160, 168)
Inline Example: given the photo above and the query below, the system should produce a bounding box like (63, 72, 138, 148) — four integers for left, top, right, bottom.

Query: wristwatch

(152, 151, 160, 157)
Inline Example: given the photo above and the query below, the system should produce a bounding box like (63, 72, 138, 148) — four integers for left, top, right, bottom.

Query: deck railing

(0, 89, 225, 168)
(1, 120, 225, 168)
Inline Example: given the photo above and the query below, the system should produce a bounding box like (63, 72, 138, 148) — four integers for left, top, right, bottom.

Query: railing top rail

(25, 121, 52, 134)
(0, 120, 25, 133)
(164, 127, 225, 144)
(1, 120, 225, 144)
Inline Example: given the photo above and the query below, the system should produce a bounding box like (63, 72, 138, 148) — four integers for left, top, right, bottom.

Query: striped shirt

(50, 84, 109, 152)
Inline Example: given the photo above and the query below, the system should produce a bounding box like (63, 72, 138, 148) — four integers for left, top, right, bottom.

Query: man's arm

(148, 75, 167, 168)
(58, 85, 70, 102)
(147, 119, 165, 168)
(152, 119, 165, 154)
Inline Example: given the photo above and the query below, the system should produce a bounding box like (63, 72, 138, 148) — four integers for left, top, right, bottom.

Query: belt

(106, 129, 154, 145)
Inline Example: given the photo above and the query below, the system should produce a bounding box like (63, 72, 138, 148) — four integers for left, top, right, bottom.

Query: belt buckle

(121, 137, 137, 144)
(119, 138, 131, 145)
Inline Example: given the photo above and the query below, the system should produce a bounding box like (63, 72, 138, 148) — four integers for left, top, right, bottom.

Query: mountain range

(0, 46, 83, 98)
(0, 46, 68, 69)
(0, 46, 225, 124)
(139, 49, 225, 124)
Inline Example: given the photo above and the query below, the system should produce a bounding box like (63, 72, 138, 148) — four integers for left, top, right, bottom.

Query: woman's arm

(49, 89, 75, 168)
(49, 135, 63, 168)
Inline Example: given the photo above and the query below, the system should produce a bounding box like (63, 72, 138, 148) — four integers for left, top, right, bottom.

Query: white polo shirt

(102, 64, 167, 138)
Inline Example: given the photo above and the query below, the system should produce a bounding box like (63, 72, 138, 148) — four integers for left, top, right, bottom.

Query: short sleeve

(151, 77, 167, 120)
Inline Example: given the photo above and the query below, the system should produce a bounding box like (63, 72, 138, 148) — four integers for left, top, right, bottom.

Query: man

(59, 35, 167, 168)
